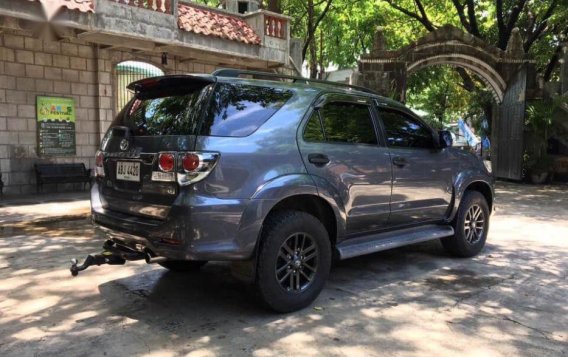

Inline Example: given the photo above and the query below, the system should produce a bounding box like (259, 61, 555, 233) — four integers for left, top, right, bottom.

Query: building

(0, 0, 296, 194)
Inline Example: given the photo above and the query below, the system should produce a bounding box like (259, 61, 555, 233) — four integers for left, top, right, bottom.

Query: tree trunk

(267, 0, 280, 13)
(307, 0, 318, 79)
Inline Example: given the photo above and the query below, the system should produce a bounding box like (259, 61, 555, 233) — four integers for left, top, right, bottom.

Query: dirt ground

(0, 182, 567, 357)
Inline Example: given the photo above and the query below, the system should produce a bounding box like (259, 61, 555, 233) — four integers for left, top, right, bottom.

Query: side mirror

(438, 130, 453, 148)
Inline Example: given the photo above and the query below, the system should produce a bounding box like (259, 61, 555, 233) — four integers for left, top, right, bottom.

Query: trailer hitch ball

(70, 251, 126, 277)
(70, 259, 79, 276)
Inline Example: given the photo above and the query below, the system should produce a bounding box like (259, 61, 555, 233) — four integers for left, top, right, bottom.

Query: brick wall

(0, 30, 222, 195)
(0, 32, 102, 194)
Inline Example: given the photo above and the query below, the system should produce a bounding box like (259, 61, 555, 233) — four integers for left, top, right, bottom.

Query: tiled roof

(178, 3, 261, 45)
(30, 0, 94, 17)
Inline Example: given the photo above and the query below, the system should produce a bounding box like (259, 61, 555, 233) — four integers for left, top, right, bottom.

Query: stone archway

(357, 25, 537, 180)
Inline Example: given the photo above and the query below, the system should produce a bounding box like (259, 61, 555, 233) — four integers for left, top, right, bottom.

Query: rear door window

(313, 102, 377, 145)
(201, 83, 293, 137)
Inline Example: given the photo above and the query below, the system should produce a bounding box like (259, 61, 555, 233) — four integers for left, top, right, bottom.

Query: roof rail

(212, 68, 378, 95)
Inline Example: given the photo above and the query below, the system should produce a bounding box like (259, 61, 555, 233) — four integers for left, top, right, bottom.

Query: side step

(336, 224, 454, 260)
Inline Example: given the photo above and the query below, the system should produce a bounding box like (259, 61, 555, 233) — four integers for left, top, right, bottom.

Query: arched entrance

(357, 25, 537, 180)
(115, 61, 164, 112)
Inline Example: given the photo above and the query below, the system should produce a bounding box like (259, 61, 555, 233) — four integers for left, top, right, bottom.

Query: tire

(159, 260, 207, 272)
(441, 190, 490, 257)
(256, 210, 331, 313)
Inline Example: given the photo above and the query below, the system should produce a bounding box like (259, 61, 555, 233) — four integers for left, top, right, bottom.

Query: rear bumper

(91, 183, 264, 261)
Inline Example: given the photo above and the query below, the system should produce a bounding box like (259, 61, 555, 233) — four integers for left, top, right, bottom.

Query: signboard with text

(36, 96, 76, 156)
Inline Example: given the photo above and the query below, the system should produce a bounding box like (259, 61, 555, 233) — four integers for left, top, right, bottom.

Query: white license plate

(116, 161, 140, 182)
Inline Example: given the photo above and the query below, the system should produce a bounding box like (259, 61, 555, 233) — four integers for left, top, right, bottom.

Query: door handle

(308, 153, 330, 167)
(392, 156, 407, 167)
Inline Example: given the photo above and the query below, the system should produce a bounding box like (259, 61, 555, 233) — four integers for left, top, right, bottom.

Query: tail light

(181, 153, 200, 172)
(158, 153, 175, 172)
(95, 150, 105, 177)
(153, 151, 219, 186)
(176, 152, 219, 186)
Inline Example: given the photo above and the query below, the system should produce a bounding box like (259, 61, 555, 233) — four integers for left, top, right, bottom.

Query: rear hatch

(95, 75, 294, 220)
(96, 75, 215, 219)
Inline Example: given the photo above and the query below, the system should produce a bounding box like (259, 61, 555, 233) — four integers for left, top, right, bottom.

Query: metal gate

(494, 66, 527, 180)
(115, 61, 164, 112)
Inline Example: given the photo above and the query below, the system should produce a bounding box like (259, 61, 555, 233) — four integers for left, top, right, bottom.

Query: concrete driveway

(0, 182, 566, 356)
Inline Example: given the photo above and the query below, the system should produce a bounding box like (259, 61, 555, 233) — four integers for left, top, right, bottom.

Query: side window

(201, 83, 293, 137)
(379, 110, 435, 149)
(303, 112, 325, 142)
(319, 102, 377, 145)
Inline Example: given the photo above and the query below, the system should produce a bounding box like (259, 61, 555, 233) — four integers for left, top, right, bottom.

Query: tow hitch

(70, 240, 147, 276)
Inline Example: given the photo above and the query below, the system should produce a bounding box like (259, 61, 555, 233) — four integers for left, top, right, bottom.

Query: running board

(336, 224, 454, 260)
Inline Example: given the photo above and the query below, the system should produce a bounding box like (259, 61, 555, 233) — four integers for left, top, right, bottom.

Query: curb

(0, 212, 91, 229)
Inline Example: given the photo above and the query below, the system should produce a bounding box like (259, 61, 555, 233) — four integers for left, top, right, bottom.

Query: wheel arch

(465, 181, 494, 211)
(264, 194, 339, 247)
(449, 175, 494, 221)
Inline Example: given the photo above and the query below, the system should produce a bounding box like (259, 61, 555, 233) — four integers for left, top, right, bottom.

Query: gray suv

(73, 69, 494, 312)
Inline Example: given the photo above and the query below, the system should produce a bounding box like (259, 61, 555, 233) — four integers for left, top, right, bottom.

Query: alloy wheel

(464, 204, 485, 244)
(275, 233, 318, 292)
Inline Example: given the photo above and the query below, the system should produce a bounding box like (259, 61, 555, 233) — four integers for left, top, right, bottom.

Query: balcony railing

(265, 15, 286, 39)
(111, 0, 173, 14)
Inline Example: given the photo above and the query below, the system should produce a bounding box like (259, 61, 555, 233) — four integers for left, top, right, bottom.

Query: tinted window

(201, 83, 293, 137)
(303, 112, 325, 142)
(319, 102, 377, 144)
(380, 110, 434, 149)
(124, 86, 209, 136)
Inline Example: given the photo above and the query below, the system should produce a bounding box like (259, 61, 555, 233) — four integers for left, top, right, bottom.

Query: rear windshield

(200, 83, 293, 137)
(116, 82, 292, 137)
(124, 85, 211, 136)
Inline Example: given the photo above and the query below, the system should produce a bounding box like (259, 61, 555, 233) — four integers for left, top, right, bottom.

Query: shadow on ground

(0, 182, 567, 356)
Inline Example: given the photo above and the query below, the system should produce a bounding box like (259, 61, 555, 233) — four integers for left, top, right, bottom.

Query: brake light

(95, 150, 105, 177)
(152, 151, 219, 185)
(182, 153, 200, 172)
(176, 152, 220, 186)
(96, 151, 103, 167)
(159, 153, 175, 172)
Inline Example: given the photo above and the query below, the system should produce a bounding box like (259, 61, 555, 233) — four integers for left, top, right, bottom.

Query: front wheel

(441, 190, 490, 257)
(256, 211, 331, 313)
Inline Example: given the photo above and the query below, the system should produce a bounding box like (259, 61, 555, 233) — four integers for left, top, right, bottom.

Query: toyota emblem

(119, 138, 129, 151)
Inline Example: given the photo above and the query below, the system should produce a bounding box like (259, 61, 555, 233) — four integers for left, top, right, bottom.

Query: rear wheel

(159, 260, 207, 272)
(441, 190, 490, 257)
(256, 211, 331, 313)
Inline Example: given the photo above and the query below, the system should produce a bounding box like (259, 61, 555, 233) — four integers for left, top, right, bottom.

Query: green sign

(36, 96, 76, 156)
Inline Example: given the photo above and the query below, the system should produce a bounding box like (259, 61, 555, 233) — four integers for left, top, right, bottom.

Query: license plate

(116, 161, 140, 182)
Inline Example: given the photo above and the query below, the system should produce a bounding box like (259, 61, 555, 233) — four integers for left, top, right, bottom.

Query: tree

(379, 0, 568, 81)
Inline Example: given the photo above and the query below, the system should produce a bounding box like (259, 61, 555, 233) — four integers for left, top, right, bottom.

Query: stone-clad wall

(0, 30, 221, 195)
(0, 32, 101, 194)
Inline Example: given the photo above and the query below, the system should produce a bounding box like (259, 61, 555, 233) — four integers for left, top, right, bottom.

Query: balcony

(0, 0, 291, 68)
(109, 0, 173, 14)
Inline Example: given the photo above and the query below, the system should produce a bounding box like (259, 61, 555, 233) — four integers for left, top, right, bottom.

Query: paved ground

(0, 182, 566, 357)
(0, 191, 89, 225)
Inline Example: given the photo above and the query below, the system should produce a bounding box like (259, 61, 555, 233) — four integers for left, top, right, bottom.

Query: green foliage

(524, 95, 568, 174)
(406, 66, 492, 128)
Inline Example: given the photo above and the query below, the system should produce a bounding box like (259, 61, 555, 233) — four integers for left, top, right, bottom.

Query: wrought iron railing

(111, 0, 172, 14)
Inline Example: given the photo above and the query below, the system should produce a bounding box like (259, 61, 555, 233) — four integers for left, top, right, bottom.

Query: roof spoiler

(127, 75, 216, 93)
(127, 75, 216, 99)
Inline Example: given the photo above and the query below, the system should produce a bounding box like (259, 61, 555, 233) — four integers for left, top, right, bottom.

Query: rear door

(298, 94, 392, 235)
(375, 104, 452, 227)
